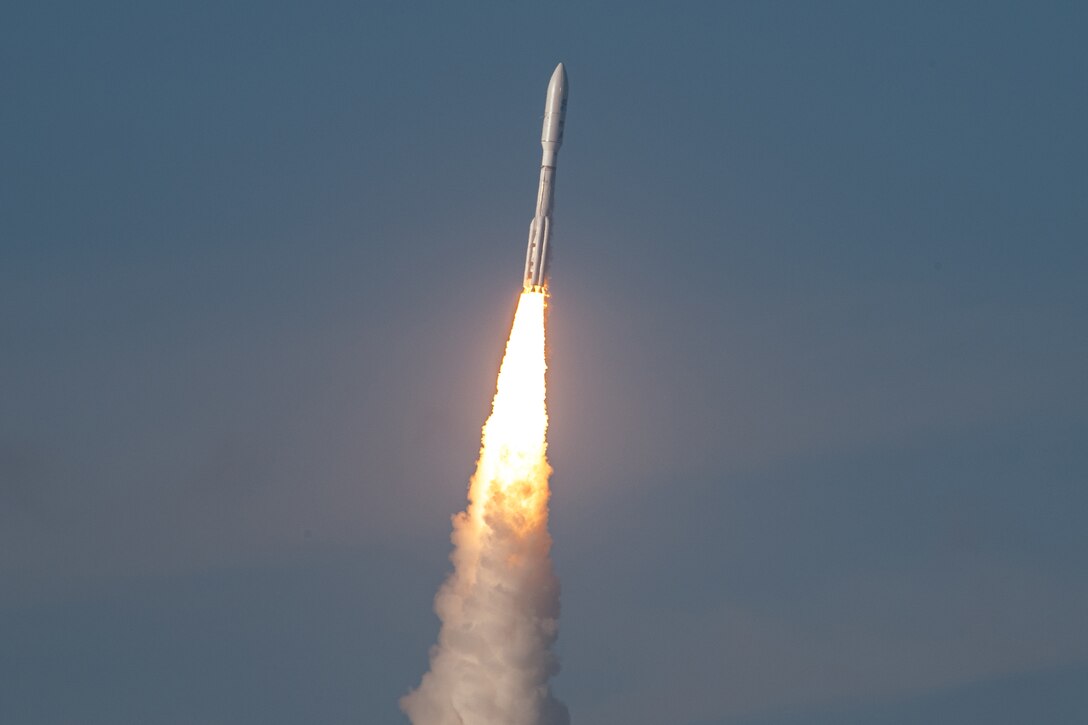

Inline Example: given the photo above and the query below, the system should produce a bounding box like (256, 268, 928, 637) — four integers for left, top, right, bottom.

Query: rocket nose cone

(549, 63, 567, 97)
(542, 62, 568, 147)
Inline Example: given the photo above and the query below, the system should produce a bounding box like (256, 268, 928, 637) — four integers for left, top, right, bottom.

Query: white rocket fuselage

(523, 63, 568, 291)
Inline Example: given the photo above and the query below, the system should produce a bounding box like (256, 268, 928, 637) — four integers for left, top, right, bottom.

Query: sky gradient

(3, 1, 1087, 723)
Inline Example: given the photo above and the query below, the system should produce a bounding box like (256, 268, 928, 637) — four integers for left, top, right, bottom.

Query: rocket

(523, 63, 568, 291)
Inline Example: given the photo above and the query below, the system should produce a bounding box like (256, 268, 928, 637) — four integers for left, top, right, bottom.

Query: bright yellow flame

(468, 290, 551, 533)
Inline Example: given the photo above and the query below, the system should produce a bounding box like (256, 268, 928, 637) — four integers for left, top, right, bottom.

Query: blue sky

(2, 1, 1086, 723)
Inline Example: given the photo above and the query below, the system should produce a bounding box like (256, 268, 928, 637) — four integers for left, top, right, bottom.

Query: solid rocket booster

(523, 63, 568, 291)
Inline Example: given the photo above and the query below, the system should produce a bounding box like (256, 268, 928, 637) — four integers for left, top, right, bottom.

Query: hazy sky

(3, 2, 1086, 723)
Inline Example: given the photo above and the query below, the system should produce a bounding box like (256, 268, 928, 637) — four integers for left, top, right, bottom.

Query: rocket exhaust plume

(401, 290, 568, 725)
(403, 65, 570, 725)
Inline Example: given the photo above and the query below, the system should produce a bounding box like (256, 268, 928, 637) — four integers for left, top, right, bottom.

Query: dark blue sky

(3, 2, 1086, 723)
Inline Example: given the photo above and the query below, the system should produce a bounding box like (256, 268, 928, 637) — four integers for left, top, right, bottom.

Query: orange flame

(469, 290, 551, 532)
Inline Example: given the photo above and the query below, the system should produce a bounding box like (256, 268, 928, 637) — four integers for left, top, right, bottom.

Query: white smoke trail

(402, 291, 568, 725)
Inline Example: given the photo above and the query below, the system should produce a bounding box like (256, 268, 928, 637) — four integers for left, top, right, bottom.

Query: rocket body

(523, 63, 568, 291)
